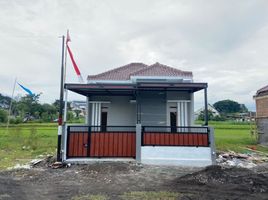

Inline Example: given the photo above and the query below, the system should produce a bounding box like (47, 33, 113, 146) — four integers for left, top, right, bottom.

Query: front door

(101, 111, 107, 132)
(170, 111, 177, 132)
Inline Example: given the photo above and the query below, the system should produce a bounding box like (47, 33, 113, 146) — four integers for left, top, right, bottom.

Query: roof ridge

(129, 62, 192, 77)
(151, 62, 192, 75)
(87, 62, 148, 79)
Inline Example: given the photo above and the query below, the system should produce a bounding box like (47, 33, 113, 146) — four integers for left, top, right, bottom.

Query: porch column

(136, 91, 141, 124)
(190, 93, 194, 125)
(176, 101, 190, 126)
(91, 102, 101, 126)
(209, 127, 216, 165)
(136, 124, 142, 162)
(85, 97, 89, 125)
(204, 87, 208, 126)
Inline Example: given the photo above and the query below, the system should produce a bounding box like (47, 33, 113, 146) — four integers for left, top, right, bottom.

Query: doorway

(101, 107, 108, 132)
(170, 111, 177, 132)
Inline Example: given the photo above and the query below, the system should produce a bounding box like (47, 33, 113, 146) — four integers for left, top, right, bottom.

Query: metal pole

(63, 89, 68, 122)
(204, 87, 208, 126)
(63, 30, 68, 123)
(6, 77, 17, 132)
(57, 35, 65, 162)
(63, 30, 68, 86)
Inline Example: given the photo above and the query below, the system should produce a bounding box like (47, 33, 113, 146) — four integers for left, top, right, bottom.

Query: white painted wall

(89, 96, 136, 126)
(141, 146, 212, 167)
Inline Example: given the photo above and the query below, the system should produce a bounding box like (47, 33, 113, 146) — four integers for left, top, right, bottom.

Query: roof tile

(130, 62, 192, 78)
(87, 62, 192, 81)
(87, 63, 148, 80)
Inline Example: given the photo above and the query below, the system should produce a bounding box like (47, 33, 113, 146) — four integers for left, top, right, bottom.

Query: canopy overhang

(65, 82, 208, 97)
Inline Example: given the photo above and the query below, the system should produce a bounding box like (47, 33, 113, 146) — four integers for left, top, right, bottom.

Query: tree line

(0, 93, 75, 124)
(198, 99, 249, 121)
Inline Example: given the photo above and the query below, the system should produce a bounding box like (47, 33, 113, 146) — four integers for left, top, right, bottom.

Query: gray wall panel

(139, 91, 166, 126)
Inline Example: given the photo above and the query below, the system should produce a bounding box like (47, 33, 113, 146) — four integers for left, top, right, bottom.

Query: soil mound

(79, 162, 142, 175)
(179, 165, 268, 193)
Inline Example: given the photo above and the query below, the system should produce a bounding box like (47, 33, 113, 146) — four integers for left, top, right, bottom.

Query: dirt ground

(0, 159, 268, 200)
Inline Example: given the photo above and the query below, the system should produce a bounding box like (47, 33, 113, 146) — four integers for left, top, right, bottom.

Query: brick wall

(256, 95, 268, 118)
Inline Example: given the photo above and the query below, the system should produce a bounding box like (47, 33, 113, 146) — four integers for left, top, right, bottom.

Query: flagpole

(63, 30, 68, 85)
(57, 35, 65, 162)
(6, 77, 17, 132)
(63, 30, 68, 123)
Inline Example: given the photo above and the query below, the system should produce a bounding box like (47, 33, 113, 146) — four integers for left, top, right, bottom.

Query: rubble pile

(179, 165, 268, 193)
(217, 150, 268, 168)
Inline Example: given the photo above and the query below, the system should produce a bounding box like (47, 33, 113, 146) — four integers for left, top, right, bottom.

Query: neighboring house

(254, 84, 268, 146)
(194, 103, 220, 120)
(228, 112, 256, 122)
(62, 62, 215, 166)
(70, 100, 86, 117)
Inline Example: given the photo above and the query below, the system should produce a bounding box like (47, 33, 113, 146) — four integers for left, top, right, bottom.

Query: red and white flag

(66, 30, 84, 83)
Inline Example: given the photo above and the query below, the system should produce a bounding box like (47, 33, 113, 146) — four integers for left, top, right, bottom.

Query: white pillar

(184, 102, 188, 126)
(91, 103, 95, 126)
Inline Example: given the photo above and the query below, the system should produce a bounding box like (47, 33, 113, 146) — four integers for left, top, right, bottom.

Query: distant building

(194, 103, 220, 120)
(254, 84, 268, 146)
(70, 100, 86, 117)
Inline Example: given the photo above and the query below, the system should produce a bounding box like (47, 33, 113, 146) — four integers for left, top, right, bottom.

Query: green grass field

(0, 123, 57, 170)
(0, 121, 267, 170)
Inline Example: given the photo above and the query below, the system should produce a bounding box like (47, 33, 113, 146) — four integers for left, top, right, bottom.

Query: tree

(213, 100, 247, 114)
(52, 100, 71, 113)
(198, 110, 214, 121)
(16, 94, 42, 120)
(40, 104, 57, 122)
(0, 109, 7, 123)
(0, 94, 11, 109)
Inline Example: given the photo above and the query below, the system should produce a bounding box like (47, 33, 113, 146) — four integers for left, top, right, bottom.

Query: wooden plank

(113, 133, 119, 156)
(108, 133, 113, 157)
(78, 133, 83, 156)
(198, 134, 203, 146)
(104, 133, 109, 156)
(126, 133, 130, 157)
(122, 133, 127, 156)
(90, 133, 95, 156)
(131, 133, 136, 157)
(188, 133, 193, 146)
(204, 134, 208, 146)
(99, 132, 104, 157)
(83, 133, 88, 156)
(118, 133, 123, 156)
(68, 133, 74, 157)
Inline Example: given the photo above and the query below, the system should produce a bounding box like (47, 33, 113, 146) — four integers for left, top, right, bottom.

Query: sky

(1, 0, 268, 111)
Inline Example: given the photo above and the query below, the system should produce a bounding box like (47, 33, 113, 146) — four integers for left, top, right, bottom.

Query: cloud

(0, 0, 268, 111)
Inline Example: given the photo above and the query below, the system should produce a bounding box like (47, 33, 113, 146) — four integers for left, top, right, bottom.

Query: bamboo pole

(6, 77, 17, 132)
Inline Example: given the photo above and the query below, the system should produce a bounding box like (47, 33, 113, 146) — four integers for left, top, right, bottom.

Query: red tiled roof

(256, 85, 268, 96)
(87, 62, 193, 80)
(130, 62, 192, 77)
(87, 63, 148, 80)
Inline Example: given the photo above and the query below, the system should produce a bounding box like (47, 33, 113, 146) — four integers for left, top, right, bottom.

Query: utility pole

(57, 35, 65, 162)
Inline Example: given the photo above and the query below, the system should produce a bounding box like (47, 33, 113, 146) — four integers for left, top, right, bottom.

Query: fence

(66, 126, 136, 158)
(66, 125, 210, 159)
(142, 126, 209, 147)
